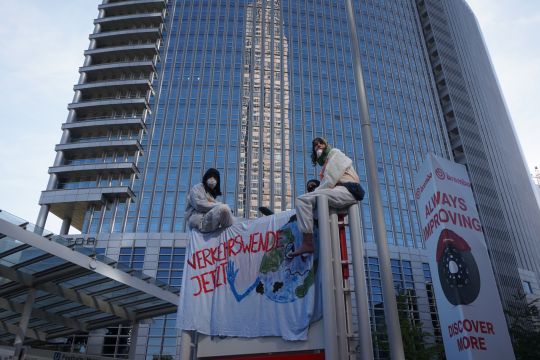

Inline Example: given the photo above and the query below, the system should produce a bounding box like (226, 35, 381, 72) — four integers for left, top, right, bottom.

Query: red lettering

(266, 230, 277, 251)
(249, 232, 261, 252)
(187, 253, 197, 269)
(479, 336, 487, 350)
(457, 335, 487, 351)
(458, 197, 467, 211)
(191, 261, 228, 296)
(457, 336, 469, 351)
(487, 322, 494, 335)
(191, 275, 203, 296)
(470, 335, 478, 349)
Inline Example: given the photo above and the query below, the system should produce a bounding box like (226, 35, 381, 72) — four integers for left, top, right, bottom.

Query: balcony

(49, 162, 139, 177)
(62, 116, 146, 134)
(90, 27, 162, 46)
(79, 60, 156, 75)
(99, 0, 167, 17)
(40, 187, 136, 230)
(94, 12, 164, 31)
(68, 97, 149, 114)
(55, 139, 142, 155)
(85, 44, 158, 61)
(74, 79, 153, 97)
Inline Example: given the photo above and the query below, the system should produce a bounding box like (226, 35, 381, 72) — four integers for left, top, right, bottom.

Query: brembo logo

(436, 168, 471, 188)
(415, 172, 432, 200)
(435, 168, 446, 180)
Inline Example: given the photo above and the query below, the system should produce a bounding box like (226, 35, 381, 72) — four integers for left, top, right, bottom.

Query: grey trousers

(295, 186, 357, 234)
(199, 204, 235, 233)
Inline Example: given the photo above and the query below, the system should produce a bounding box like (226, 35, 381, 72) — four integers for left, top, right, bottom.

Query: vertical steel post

(127, 322, 140, 360)
(344, 0, 405, 358)
(60, 217, 72, 235)
(329, 210, 349, 358)
(348, 203, 374, 360)
(317, 195, 339, 360)
(180, 330, 193, 360)
(13, 289, 36, 358)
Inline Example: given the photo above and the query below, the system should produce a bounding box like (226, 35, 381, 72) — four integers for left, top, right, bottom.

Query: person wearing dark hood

(288, 138, 364, 257)
(305, 179, 320, 193)
(258, 179, 321, 217)
(185, 168, 235, 232)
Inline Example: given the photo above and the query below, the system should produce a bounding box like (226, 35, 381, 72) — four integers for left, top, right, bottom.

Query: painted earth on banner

(176, 210, 322, 341)
(414, 154, 515, 359)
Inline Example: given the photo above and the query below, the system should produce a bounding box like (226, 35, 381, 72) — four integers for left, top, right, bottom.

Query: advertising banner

(176, 210, 322, 341)
(414, 154, 514, 359)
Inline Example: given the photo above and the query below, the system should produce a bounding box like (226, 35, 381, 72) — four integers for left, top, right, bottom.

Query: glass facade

(73, 0, 450, 244)
(417, 0, 540, 312)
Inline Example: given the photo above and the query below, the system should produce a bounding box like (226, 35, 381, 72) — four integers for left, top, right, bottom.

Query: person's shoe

(258, 206, 274, 216)
(287, 233, 314, 258)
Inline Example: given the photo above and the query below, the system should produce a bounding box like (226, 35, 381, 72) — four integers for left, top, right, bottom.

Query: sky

(0, 1, 538, 234)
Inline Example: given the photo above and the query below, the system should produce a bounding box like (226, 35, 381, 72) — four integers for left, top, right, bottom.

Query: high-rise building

(35, 0, 539, 358)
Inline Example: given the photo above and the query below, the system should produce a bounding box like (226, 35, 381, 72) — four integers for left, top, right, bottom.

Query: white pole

(317, 195, 340, 360)
(348, 203, 374, 360)
(344, 1, 406, 358)
(180, 330, 193, 360)
(329, 210, 350, 358)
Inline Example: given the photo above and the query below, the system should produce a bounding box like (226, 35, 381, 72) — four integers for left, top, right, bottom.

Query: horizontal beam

(0, 219, 178, 305)
(0, 296, 87, 332)
(0, 321, 47, 342)
(0, 263, 135, 322)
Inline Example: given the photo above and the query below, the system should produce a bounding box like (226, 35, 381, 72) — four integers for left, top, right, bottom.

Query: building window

(101, 247, 145, 358)
(146, 247, 186, 359)
(118, 247, 145, 270)
(522, 280, 533, 295)
(423, 263, 442, 344)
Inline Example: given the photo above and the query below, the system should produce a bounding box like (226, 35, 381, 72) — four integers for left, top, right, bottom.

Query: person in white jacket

(185, 168, 234, 232)
(289, 138, 364, 257)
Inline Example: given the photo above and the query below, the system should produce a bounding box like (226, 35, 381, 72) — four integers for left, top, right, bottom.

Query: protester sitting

(305, 179, 320, 193)
(185, 168, 234, 232)
(258, 179, 322, 216)
(288, 138, 364, 257)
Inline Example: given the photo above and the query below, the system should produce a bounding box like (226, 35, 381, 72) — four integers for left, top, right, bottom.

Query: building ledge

(55, 139, 142, 154)
(40, 187, 136, 230)
(49, 162, 139, 177)
(62, 117, 146, 133)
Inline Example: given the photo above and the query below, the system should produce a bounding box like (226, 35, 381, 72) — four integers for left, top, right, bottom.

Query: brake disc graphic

(436, 229, 480, 305)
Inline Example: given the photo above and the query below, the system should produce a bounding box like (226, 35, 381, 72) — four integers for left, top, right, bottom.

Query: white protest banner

(414, 153, 514, 359)
(176, 210, 322, 341)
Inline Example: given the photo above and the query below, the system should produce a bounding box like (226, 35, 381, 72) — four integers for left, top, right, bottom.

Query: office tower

(416, 0, 540, 311)
(36, 0, 538, 358)
(239, 0, 292, 218)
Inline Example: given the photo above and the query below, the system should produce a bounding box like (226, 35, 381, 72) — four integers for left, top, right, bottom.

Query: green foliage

(396, 292, 444, 360)
(372, 292, 444, 359)
(505, 294, 540, 360)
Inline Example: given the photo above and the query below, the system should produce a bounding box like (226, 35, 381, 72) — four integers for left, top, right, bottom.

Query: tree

(396, 291, 444, 360)
(505, 294, 540, 360)
(372, 292, 444, 359)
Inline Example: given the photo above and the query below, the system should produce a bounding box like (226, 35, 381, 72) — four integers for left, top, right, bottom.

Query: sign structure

(177, 210, 322, 341)
(414, 154, 515, 359)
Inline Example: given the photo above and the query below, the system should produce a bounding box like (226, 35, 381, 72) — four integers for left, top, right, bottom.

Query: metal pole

(317, 195, 339, 360)
(180, 330, 193, 360)
(60, 217, 71, 235)
(344, 1, 405, 359)
(329, 210, 349, 359)
(127, 322, 140, 360)
(13, 289, 36, 358)
(348, 203, 374, 360)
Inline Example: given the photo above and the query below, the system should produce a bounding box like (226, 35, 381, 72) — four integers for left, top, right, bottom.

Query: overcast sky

(0, 1, 538, 233)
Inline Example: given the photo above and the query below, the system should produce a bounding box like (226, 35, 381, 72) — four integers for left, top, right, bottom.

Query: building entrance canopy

(0, 210, 179, 347)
